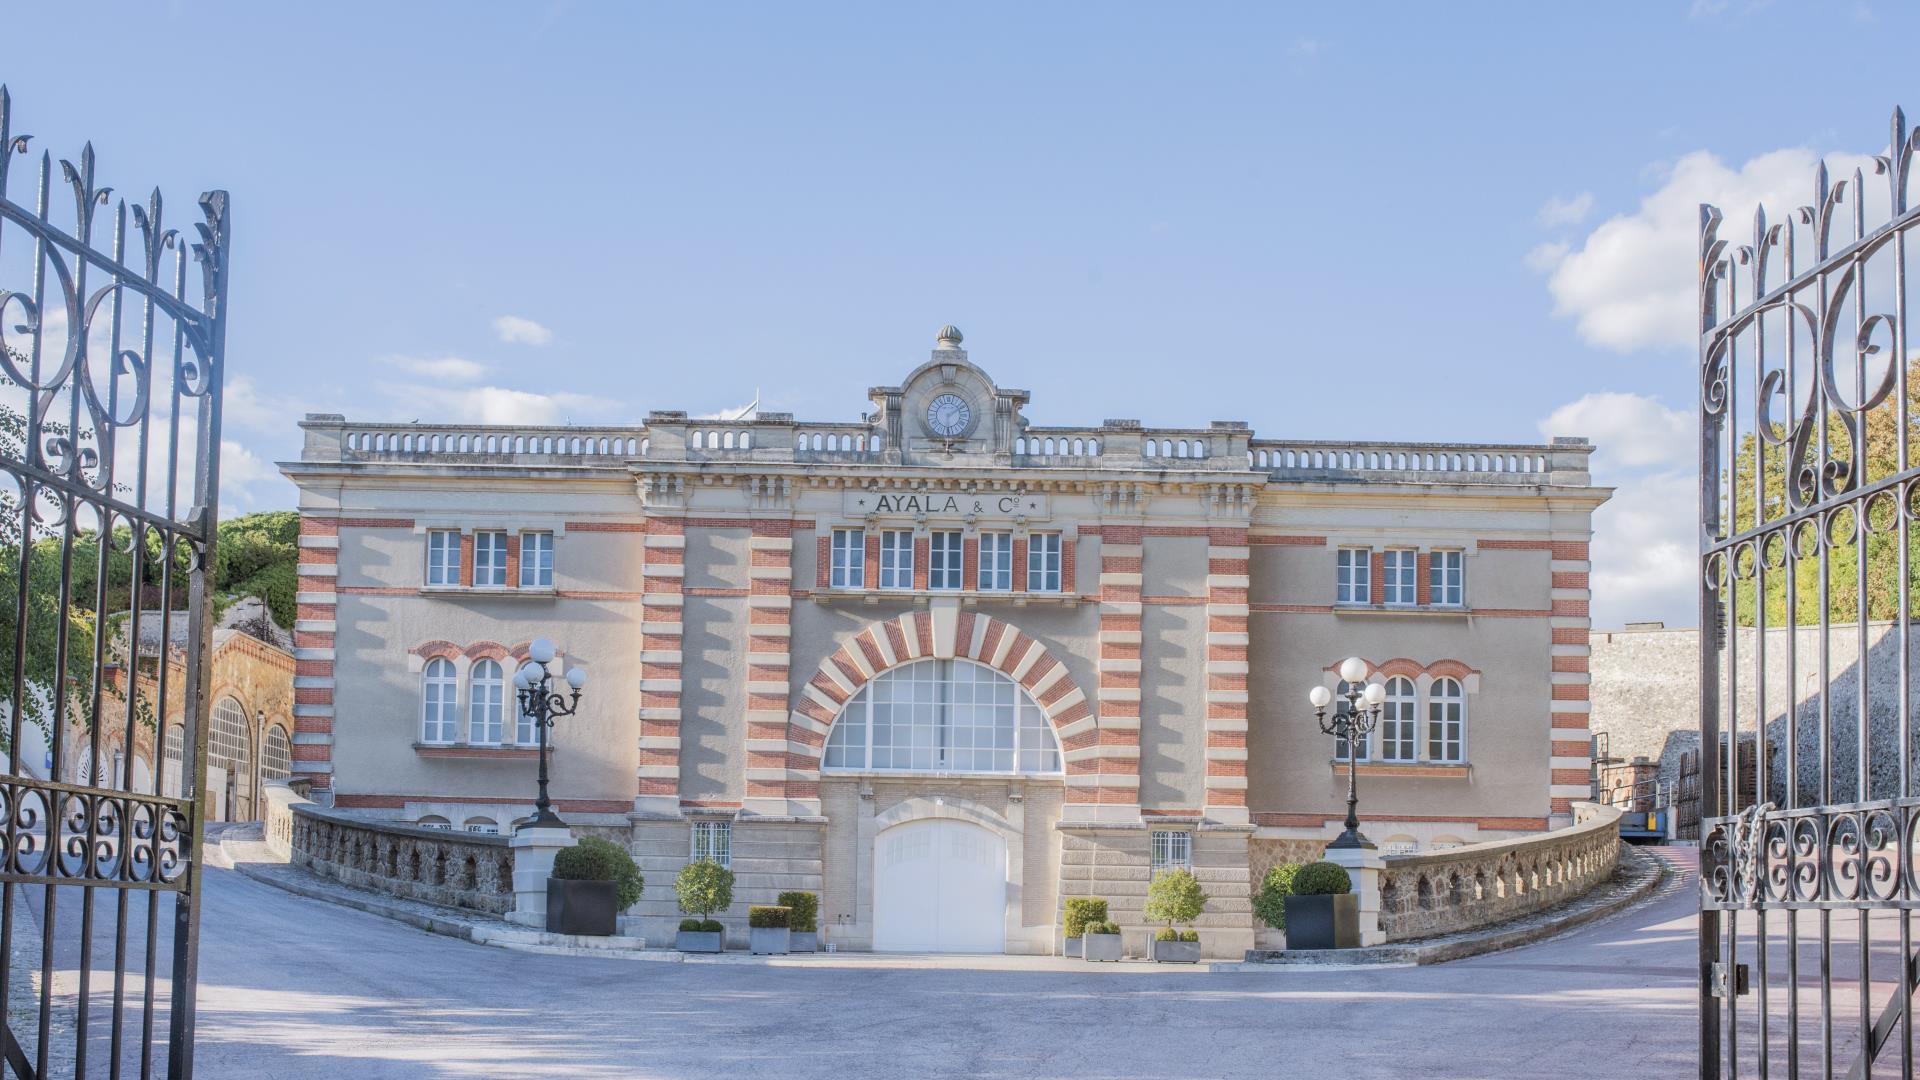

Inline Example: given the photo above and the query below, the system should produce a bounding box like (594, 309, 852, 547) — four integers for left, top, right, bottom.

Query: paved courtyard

(166, 852, 1700, 1078)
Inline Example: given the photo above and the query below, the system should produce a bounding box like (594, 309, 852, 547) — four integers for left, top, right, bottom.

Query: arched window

(469, 659, 505, 744)
(416, 815, 451, 831)
(1428, 677, 1466, 763)
(823, 658, 1061, 774)
(1333, 680, 1368, 761)
(1381, 677, 1417, 761)
(209, 696, 253, 817)
(463, 816, 500, 835)
(261, 724, 292, 782)
(422, 658, 459, 744)
(516, 687, 536, 745)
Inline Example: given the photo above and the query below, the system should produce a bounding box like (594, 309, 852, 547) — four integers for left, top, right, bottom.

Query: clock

(926, 393, 972, 437)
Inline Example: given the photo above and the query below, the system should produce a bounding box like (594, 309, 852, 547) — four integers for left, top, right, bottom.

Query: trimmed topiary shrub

(1179, 929, 1199, 943)
(552, 836, 644, 911)
(675, 859, 735, 922)
(1143, 868, 1209, 933)
(1063, 897, 1109, 939)
(1292, 861, 1353, 896)
(1087, 921, 1121, 936)
(679, 918, 705, 932)
(777, 891, 819, 934)
(1154, 927, 1178, 942)
(1251, 862, 1304, 930)
(748, 905, 791, 929)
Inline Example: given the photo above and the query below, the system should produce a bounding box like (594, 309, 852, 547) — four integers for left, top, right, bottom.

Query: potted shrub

(1282, 861, 1359, 950)
(1082, 920, 1123, 962)
(1144, 868, 1208, 963)
(674, 859, 734, 952)
(778, 891, 820, 953)
(1062, 897, 1108, 958)
(1251, 862, 1303, 944)
(547, 836, 643, 937)
(749, 905, 792, 955)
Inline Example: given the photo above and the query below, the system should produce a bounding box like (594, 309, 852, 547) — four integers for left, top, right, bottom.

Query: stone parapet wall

(1376, 802, 1621, 942)
(265, 781, 515, 915)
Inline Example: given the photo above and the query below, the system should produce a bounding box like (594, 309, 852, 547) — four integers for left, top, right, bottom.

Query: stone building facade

(280, 328, 1609, 955)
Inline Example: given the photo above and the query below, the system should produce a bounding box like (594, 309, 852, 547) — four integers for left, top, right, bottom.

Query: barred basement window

(474, 530, 509, 586)
(691, 820, 732, 868)
(879, 530, 914, 590)
(978, 532, 1013, 591)
(1027, 533, 1062, 592)
(1383, 549, 1417, 606)
(830, 528, 865, 588)
(426, 529, 459, 586)
(1336, 548, 1370, 604)
(1429, 549, 1464, 606)
(1151, 831, 1191, 872)
(929, 530, 964, 590)
(520, 531, 554, 588)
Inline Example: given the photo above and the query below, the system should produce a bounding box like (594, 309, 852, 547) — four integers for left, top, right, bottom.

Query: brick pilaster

(1092, 525, 1143, 815)
(744, 521, 803, 814)
(505, 533, 521, 588)
(1545, 539, 1593, 819)
(1369, 550, 1385, 605)
(1204, 526, 1251, 822)
(292, 514, 340, 789)
(459, 531, 474, 588)
(912, 533, 929, 591)
(637, 518, 685, 811)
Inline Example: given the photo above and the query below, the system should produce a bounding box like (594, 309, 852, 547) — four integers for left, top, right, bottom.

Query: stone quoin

(277, 327, 1610, 956)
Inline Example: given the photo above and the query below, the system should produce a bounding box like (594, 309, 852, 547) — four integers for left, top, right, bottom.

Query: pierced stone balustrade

(263, 781, 514, 915)
(1376, 802, 1623, 942)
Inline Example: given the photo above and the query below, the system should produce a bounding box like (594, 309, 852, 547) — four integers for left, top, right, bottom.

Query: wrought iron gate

(0, 85, 229, 1077)
(1700, 107, 1920, 1078)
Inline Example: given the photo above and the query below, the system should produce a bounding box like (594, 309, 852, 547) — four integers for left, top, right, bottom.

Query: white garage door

(873, 818, 1007, 953)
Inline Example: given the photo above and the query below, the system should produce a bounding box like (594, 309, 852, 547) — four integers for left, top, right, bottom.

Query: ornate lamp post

(512, 637, 587, 830)
(1310, 656, 1386, 851)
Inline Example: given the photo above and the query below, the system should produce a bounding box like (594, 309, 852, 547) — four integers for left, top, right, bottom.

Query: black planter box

(547, 878, 618, 937)
(1283, 893, 1359, 950)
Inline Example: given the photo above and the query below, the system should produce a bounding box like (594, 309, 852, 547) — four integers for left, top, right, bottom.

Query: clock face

(926, 393, 972, 437)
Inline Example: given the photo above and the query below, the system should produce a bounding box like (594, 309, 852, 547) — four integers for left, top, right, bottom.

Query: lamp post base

(525, 807, 568, 830)
(1325, 828, 1375, 851)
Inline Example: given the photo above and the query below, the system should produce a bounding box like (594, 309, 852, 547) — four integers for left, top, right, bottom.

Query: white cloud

(492, 316, 553, 347)
(1524, 240, 1570, 273)
(1536, 193, 1594, 228)
(217, 438, 280, 510)
(391, 355, 488, 381)
(1587, 470, 1698, 629)
(383, 383, 615, 426)
(1542, 146, 1879, 352)
(1540, 391, 1697, 628)
(1538, 391, 1692, 470)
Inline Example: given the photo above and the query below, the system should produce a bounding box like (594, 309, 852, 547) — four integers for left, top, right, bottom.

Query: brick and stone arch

(783, 610, 1105, 804)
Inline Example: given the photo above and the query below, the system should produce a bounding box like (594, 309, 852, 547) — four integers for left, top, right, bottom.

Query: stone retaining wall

(263, 780, 515, 915)
(1376, 802, 1622, 942)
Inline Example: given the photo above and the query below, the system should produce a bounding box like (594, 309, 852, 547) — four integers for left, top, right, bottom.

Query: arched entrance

(873, 817, 1007, 953)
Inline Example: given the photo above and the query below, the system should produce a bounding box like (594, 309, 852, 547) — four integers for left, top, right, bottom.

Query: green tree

(214, 510, 299, 627)
(674, 859, 735, 922)
(1143, 868, 1208, 932)
(1251, 862, 1304, 930)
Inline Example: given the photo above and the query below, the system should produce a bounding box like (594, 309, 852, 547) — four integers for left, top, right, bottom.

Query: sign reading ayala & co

(843, 490, 1050, 520)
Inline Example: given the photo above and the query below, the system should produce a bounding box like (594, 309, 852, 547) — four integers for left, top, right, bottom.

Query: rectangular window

(426, 529, 459, 586)
(519, 531, 554, 588)
(978, 532, 1013, 591)
(1336, 548, 1370, 604)
(473, 530, 509, 587)
(1027, 533, 1062, 592)
(1150, 831, 1192, 872)
(1430, 549, 1464, 606)
(879, 530, 914, 590)
(929, 530, 964, 590)
(691, 820, 732, 868)
(1383, 549, 1417, 606)
(830, 528, 866, 588)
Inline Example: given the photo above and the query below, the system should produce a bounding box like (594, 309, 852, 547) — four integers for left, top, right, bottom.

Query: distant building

(281, 327, 1609, 954)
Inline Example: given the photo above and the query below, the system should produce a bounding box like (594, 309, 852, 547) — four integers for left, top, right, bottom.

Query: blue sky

(0, 1, 1905, 627)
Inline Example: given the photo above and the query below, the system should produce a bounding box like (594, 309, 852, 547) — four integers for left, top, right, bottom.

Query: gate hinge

(1710, 961, 1751, 998)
